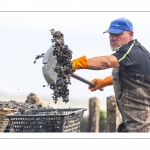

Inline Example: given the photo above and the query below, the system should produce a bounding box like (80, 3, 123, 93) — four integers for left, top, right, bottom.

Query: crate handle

(69, 108, 87, 115)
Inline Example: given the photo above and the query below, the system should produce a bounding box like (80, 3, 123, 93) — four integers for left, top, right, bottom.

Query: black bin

(6, 108, 87, 132)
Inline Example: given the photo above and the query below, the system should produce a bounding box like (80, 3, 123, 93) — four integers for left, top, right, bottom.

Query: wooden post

(88, 97, 100, 132)
(105, 95, 121, 132)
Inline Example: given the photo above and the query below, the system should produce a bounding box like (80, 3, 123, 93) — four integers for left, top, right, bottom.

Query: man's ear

(129, 31, 134, 37)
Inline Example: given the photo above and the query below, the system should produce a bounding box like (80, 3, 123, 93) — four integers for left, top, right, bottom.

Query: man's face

(109, 31, 133, 51)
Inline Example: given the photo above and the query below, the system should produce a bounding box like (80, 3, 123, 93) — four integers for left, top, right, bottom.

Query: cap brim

(103, 28, 124, 34)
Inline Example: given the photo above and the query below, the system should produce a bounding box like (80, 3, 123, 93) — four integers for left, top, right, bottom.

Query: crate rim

(5, 108, 87, 117)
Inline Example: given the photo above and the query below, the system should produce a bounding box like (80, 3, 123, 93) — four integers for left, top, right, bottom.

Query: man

(72, 17, 150, 132)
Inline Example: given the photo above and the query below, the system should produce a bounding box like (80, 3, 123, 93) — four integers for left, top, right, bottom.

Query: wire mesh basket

(0, 108, 17, 133)
(6, 108, 87, 132)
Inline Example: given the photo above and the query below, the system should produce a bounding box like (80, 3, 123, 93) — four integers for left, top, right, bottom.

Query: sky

(1, 11, 150, 111)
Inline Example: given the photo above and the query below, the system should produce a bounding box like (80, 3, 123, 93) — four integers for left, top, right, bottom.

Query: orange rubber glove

(88, 76, 113, 91)
(72, 55, 88, 70)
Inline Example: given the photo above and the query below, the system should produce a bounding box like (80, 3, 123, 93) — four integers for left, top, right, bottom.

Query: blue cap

(103, 17, 133, 34)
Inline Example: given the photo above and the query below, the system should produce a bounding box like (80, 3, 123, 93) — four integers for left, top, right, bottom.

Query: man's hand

(88, 76, 113, 91)
(72, 55, 88, 70)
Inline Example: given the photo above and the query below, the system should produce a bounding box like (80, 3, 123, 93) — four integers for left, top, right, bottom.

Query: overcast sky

(0, 11, 150, 110)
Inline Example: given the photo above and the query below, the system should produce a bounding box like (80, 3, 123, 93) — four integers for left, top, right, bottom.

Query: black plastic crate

(6, 108, 87, 132)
